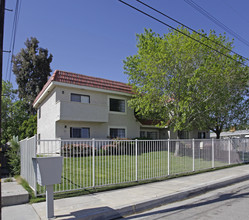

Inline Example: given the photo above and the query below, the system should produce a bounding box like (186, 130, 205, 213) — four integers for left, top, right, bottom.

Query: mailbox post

(33, 156, 63, 219)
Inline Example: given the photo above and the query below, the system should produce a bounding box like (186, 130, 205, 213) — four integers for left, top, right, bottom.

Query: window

(178, 131, 189, 139)
(38, 134, 41, 145)
(140, 131, 158, 139)
(38, 107, 41, 119)
(110, 98, 125, 112)
(71, 93, 90, 103)
(147, 132, 157, 139)
(140, 131, 146, 138)
(70, 127, 90, 138)
(110, 128, 125, 138)
(198, 132, 206, 139)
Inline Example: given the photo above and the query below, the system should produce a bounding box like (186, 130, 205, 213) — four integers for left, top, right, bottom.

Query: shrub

(62, 143, 93, 156)
(5, 136, 20, 176)
(101, 139, 135, 155)
(101, 144, 118, 154)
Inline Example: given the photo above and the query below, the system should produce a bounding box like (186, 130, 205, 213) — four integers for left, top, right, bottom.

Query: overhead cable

(136, 0, 249, 62)
(185, 0, 249, 48)
(5, 0, 21, 82)
(118, 0, 248, 67)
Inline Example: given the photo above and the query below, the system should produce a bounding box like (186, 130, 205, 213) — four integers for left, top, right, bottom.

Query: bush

(62, 143, 93, 156)
(5, 136, 20, 176)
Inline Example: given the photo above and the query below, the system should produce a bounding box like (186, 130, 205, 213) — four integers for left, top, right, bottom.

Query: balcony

(56, 101, 108, 122)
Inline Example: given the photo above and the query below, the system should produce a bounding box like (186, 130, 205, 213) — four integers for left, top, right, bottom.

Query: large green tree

(12, 37, 53, 114)
(19, 114, 37, 140)
(124, 28, 249, 139)
(1, 81, 29, 144)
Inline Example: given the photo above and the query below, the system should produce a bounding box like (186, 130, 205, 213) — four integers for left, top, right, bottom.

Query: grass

(3, 177, 14, 182)
(36, 150, 227, 196)
(31, 163, 244, 204)
(15, 176, 38, 203)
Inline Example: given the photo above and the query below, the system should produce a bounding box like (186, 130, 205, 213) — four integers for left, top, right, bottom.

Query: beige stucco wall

(55, 86, 107, 105)
(37, 84, 209, 140)
(38, 85, 140, 140)
(56, 121, 107, 139)
(37, 89, 58, 140)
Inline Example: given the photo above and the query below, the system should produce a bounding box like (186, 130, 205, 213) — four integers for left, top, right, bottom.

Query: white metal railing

(20, 137, 249, 196)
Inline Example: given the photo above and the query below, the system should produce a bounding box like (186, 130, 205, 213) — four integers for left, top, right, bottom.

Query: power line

(185, 0, 249, 48)
(136, 0, 249, 62)
(118, 0, 248, 67)
(5, 0, 21, 82)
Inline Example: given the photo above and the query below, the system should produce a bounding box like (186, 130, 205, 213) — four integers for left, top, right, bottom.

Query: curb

(74, 174, 249, 220)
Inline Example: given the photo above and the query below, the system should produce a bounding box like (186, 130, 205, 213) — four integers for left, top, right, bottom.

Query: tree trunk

(216, 131, 220, 139)
(174, 130, 180, 156)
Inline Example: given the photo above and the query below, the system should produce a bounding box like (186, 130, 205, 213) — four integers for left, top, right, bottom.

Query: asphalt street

(123, 179, 249, 220)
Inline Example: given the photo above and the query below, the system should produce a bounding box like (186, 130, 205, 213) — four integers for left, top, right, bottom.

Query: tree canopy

(12, 37, 53, 114)
(1, 81, 29, 144)
(19, 114, 37, 140)
(124, 28, 249, 139)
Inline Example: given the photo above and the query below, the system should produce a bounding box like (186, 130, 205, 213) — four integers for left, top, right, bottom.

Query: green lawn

(37, 150, 227, 195)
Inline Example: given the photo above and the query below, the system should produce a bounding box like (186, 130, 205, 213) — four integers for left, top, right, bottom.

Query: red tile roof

(33, 70, 133, 106)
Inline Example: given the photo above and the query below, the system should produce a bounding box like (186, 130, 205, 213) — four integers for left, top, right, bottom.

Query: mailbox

(32, 156, 63, 219)
(33, 156, 63, 186)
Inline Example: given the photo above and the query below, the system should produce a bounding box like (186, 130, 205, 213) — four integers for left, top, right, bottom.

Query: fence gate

(20, 135, 37, 195)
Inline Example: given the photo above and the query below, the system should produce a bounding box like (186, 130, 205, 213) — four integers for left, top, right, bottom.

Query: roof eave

(33, 82, 56, 108)
(53, 81, 133, 97)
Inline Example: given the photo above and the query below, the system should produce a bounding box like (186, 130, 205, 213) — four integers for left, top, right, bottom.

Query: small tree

(12, 37, 53, 114)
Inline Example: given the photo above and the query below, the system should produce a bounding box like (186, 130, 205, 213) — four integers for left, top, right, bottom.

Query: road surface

(123, 179, 249, 220)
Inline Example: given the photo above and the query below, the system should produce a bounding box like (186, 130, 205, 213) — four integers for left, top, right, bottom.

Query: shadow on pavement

(56, 206, 122, 219)
(123, 186, 249, 219)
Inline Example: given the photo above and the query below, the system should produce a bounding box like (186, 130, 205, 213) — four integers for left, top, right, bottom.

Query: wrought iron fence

(20, 137, 249, 196)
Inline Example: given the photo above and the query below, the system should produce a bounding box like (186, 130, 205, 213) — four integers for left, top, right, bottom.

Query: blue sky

(3, 0, 249, 88)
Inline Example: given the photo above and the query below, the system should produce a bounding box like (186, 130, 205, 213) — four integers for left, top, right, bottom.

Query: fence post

(243, 139, 246, 163)
(168, 139, 170, 176)
(92, 138, 95, 187)
(212, 138, 214, 168)
(192, 139, 195, 172)
(33, 135, 37, 197)
(228, 139, 231, 165)
(135, 139, 138, 181)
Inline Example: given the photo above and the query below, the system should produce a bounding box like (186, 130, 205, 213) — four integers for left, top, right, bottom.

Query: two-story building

(33, 70, 210, 140)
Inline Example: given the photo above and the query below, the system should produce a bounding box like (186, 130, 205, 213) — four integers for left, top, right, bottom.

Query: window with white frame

(110, 128, 125, 138)
(109, 98, 125, 112)
(71, 93, 90, 103)
(70, 127, 90, 138)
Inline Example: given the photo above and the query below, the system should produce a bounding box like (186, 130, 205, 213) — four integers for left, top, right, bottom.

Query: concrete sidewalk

(3, 164, 249, 220)
(2, 178, 29, 206)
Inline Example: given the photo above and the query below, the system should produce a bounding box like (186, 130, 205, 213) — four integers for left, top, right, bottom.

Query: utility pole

(0, 0, 6, 219)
